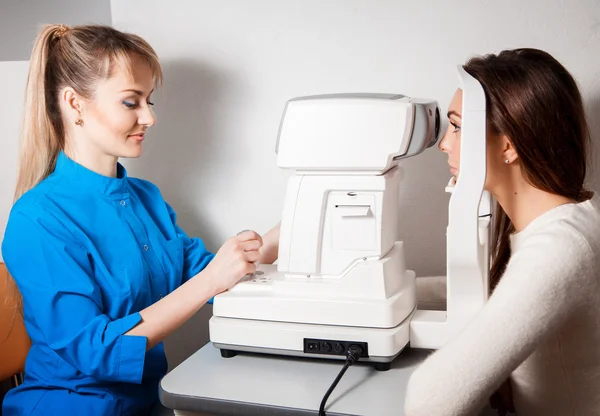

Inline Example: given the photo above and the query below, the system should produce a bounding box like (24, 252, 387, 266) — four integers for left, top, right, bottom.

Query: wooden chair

(0, 262, 30, 387)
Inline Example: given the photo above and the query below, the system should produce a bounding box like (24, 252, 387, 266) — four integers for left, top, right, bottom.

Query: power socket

(303, 338, 369, 358)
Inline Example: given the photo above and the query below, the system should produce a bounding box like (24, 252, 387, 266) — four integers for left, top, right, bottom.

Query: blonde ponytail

(14, 25, 66, 201)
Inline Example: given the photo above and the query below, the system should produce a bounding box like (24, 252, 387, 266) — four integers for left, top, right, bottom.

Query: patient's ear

(501, 135, 518, 164)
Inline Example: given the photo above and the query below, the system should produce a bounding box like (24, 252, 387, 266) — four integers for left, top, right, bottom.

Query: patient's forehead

(448, 88, 463, 118)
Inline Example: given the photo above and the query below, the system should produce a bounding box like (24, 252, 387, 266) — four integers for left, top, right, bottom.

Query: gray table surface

(159, 344, 434, 416)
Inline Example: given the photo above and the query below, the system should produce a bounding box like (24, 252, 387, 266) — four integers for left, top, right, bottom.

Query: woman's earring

(75, 110, 83, 126)
(505, 159, 510, 164)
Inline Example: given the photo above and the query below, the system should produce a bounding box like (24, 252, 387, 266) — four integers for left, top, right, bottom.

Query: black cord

(318, 345, 363, 416)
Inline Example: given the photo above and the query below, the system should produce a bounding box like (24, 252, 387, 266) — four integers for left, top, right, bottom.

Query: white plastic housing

(212, 244, 416, 329)
(277, 168, 401, 277)
(210, 314, 413, 362)
(276, 94, 414, 173)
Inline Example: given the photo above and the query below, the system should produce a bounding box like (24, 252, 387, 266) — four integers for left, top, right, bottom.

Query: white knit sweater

(405, 194, 600, 416)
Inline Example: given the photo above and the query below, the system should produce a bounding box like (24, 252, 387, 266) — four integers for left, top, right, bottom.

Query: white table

(160, 343, 435, 415)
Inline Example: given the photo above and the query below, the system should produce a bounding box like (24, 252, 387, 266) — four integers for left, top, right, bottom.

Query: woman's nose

(438, 130, 451, 153)
(139, 106, 156, 128)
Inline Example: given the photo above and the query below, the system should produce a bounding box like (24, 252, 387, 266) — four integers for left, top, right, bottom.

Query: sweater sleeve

(404, 228, 594, 416)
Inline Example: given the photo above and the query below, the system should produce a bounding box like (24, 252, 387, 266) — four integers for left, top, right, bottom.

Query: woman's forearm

(125, 268, 217, 350)
(259, 222, 280, 264)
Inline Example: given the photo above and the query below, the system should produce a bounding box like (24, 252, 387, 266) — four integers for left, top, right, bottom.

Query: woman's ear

(501, 135, 519, 164)
(60, 86, 85, 124)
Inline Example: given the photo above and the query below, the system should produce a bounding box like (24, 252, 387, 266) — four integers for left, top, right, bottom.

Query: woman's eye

(450, 121, 461, 133)
(123, 101, 138, 109)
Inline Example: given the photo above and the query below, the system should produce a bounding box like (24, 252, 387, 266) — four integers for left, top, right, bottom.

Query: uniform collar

(54, 151, 128, 196)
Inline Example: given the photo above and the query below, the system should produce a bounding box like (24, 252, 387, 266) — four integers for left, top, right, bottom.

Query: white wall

(0, 0, 112, 61)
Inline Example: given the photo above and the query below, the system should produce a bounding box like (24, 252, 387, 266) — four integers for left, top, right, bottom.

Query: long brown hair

(5, 24, 162, 318)
(463, 48, 592, 291)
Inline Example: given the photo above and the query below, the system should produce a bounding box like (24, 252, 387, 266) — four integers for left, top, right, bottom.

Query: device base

(213, 343, 402, 371)
(209, 312, 414, 371)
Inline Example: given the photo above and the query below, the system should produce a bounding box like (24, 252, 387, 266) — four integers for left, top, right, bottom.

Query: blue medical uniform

(1, 152, 215, 415)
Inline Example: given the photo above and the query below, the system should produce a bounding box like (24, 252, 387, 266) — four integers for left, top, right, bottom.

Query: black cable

(319, 345, 363, 416)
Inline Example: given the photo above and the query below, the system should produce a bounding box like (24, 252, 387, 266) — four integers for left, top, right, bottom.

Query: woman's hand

(203, 230, 263, 294)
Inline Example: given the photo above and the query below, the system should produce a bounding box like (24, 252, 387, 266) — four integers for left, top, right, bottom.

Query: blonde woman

(2, 24, 279, 415)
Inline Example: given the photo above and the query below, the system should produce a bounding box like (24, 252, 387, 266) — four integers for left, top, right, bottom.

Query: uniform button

(120, 200, 126, 206)
(143, 245, 149, 251)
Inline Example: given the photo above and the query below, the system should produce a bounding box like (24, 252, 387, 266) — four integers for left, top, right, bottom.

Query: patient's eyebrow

(447, 110, 462, 119)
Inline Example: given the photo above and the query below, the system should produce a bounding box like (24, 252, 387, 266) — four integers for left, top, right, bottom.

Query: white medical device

(209, 67, 491, 370)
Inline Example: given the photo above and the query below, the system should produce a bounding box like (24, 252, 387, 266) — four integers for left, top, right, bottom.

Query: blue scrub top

(1, 152, 215, 415)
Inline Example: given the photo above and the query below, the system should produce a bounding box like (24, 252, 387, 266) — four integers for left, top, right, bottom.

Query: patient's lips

(448, 164, 458, 185)
(128, 132, 145, 141)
